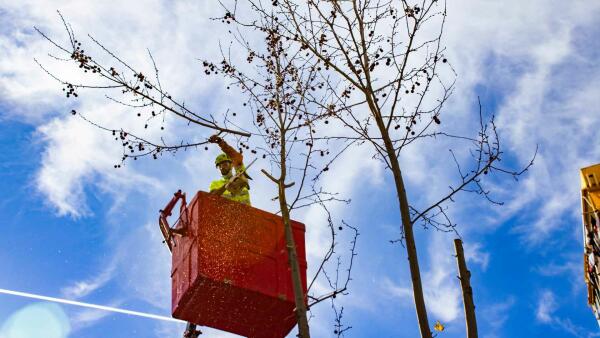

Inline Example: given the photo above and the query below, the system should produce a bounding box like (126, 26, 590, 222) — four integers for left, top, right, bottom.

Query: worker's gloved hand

(227, 177, 245, 194)
(208, 135, 222, 144)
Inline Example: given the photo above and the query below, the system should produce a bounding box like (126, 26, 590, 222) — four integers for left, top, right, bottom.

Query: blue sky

(1, 1, 600, 338)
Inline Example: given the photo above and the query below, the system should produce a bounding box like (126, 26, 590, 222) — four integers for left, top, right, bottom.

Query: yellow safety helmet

(215, 153, 231, 166)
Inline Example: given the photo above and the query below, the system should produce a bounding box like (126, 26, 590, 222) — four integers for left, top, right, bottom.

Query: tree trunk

(454, 238, 478, 338)
(388, 151, 432, 338)
(278, 188, 310, 338)
(369, 98, 432, 338)
(278, 132, 311, 338)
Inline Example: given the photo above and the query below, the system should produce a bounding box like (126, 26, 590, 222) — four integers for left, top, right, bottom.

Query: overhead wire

(0, 288, 184, 323)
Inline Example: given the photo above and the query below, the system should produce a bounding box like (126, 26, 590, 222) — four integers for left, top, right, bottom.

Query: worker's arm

(209, 180, 228, 196)
(227, 176, 247, 193)
(210, 185, 227, 196)
(210, 177, 247, 196)
(208, 135, 243, 168)
(216, 139, 249, 189)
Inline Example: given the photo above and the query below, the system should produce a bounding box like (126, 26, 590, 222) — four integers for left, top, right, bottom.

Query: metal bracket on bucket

(158, 189, 188, 252)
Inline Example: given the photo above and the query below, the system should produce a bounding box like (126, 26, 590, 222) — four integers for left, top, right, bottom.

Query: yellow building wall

(582, 164, 600, 211)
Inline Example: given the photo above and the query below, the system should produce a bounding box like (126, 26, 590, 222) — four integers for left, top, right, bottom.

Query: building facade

(582, 163, 600, 327)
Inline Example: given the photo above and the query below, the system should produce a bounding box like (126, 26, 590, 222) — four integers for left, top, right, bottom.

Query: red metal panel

(171, 192, 307, 338)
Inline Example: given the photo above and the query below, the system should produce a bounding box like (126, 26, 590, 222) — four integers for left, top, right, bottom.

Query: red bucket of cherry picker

(160, 191, 307, 338)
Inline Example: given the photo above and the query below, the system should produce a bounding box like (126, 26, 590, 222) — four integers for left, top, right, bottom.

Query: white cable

(0, 288, 185, 323)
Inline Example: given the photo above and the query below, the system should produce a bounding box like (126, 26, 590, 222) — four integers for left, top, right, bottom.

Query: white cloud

(536, 289, 557, 323)
(534, 253, 583, 294)
(442, 0, 600, 245)
(535, 289, 600, 338)
(1, 0, 230, 216)
(35, 117, 105, 216)
(34, 112, 164, 216)
(68, 304, 118, 332)
(481, 296, 515, 338)
(116, 221, 173, 310)
(463, 242, 490, 271)
(303, 142, 382, 262)
(536, 260, 580, 278)
(534, 289, 597, 337)
(423, 233, 461, 324)
(382, 277, 413, 301)
(60, 262, 116, 300)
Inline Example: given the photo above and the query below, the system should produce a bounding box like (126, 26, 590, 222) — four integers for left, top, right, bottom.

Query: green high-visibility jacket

(209, 173, 251, 206)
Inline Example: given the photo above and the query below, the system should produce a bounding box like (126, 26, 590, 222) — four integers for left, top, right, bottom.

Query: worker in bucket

(208, 135, 252, 205)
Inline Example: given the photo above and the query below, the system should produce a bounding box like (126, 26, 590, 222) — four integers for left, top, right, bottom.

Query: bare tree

(216, 0, 536, 337)
(201, 8, 362, 335)
(36, 10, 359, 338)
